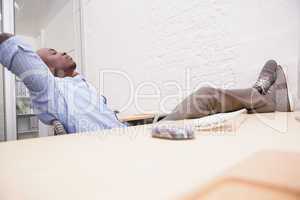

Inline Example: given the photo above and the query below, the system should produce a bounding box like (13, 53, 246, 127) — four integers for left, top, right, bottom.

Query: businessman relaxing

(0, 33, 293, 134)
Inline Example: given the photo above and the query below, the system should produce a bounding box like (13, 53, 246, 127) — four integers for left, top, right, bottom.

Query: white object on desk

(189, 109, 247, 131)
(151, 109, 247, 140)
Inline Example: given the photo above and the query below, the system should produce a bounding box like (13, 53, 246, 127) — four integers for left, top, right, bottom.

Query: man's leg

(164, 87, 274, 121)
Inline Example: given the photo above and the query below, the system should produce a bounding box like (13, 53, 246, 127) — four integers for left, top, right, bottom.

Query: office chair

(52, 120, 67, 135)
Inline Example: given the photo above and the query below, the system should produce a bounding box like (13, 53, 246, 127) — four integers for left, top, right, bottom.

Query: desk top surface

(0, 112, 300, 200)
(118, 113, 156, 122)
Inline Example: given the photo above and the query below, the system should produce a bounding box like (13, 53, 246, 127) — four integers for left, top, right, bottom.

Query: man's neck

(69, 71, 79, 77)
(55, 70, 79, 78)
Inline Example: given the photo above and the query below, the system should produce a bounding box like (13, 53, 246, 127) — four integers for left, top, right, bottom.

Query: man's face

(37, 48, 77, 77)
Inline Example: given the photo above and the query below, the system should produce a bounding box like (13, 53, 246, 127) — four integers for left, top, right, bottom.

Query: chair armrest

(52, 120, 67, 135)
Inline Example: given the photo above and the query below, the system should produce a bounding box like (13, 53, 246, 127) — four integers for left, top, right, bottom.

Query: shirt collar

(67, 73, 86, 81)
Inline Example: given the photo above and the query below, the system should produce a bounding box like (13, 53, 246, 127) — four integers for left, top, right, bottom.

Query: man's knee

(188, 87, 219, 116)
(168, 86, 220, 120)
(195, 86, 220, 96)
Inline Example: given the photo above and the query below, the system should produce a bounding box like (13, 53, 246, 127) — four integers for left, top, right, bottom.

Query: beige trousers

(164, 87, 276, 121)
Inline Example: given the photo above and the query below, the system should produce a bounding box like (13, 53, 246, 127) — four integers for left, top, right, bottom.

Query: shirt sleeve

(0, 36, 60, 124)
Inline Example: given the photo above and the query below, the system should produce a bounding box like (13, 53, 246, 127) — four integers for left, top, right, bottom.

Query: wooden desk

(119, 113, 167, 126)
(0, 112, 300, 200)
(119, 113, 156, 125)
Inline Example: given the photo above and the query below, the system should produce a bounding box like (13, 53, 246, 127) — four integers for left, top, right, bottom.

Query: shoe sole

(277, 65, 294, 112)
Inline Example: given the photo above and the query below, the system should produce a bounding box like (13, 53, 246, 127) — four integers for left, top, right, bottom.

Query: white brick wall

(82, 0, 300, 114)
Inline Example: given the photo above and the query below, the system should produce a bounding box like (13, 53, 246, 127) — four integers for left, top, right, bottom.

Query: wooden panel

(182, 151, 300, 200)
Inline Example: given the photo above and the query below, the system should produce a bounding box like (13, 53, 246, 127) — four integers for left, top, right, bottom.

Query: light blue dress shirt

(0, 36, 126, 133)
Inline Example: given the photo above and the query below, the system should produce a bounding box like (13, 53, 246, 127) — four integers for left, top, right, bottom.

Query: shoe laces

(254, 78, 271, 95)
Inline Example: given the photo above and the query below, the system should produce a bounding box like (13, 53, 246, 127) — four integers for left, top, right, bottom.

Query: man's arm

(0, 33, 54, 93)
(0, 33, 59, 124)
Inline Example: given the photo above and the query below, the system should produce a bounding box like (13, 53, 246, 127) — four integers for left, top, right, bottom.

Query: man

(0, 33, 293, 134)
(0, 33, 125, 133)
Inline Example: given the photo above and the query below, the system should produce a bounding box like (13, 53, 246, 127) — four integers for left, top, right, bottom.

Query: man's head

(37, 48, 77, 77)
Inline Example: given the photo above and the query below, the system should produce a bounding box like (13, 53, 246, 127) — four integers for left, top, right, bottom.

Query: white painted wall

(42, 0, 78, 65)
(18, 35, 39, 50)
(82, 0, 300, 115)
(16, 0, 81, 65)
(15, 0, 71, 37)
(17, 0, 81, 69)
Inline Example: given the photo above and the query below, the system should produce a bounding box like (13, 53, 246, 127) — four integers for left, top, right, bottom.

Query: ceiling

(15, 0, 71, 37)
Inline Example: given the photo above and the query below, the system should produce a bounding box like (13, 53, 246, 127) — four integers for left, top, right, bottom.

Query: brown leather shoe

(265, 65, 294, 112)
(253, 60, 278, 95)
